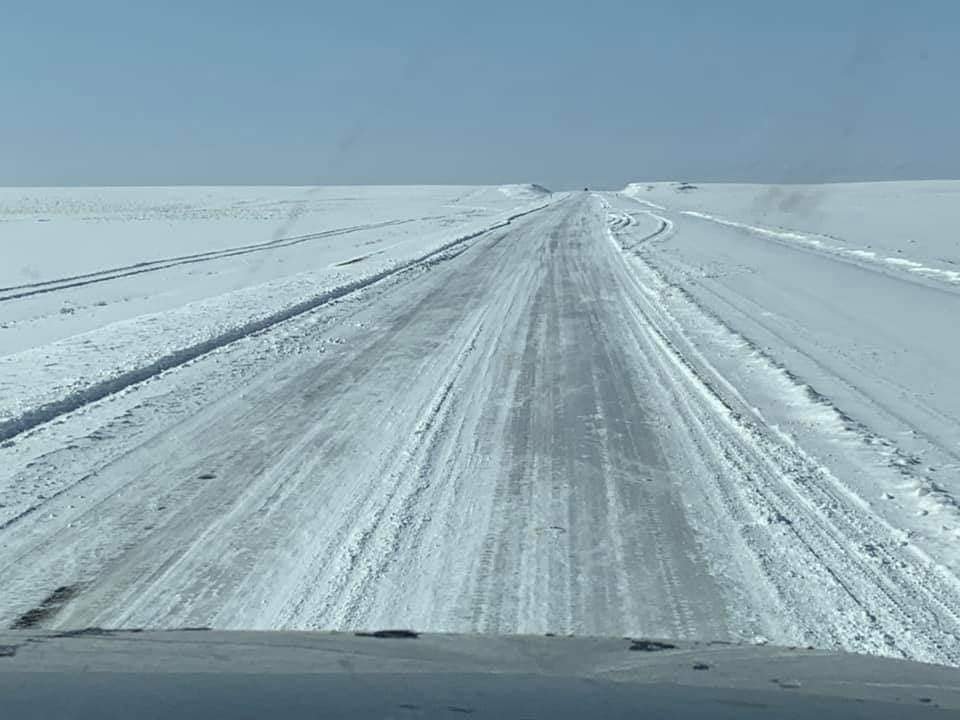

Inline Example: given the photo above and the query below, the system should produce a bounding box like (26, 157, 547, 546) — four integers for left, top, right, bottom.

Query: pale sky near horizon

(2, 0, 958, 189)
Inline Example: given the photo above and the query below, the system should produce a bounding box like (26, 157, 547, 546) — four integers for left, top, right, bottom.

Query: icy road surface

(1, 185, 960, 666)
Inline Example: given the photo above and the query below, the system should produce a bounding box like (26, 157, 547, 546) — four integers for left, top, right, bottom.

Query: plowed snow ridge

(0, 203, 549, 442)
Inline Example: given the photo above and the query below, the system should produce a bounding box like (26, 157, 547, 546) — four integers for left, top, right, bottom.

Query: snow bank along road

(2, 188, 960, 667)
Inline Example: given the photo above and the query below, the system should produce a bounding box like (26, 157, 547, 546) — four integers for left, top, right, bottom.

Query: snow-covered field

(616, 182, 960, 554)
(624, 180, 960, 284)
(2, 181, 960, 668)
(0, 185, 550, 440)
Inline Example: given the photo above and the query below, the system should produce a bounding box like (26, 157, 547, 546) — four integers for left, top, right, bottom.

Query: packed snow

(0, 185, 550, 438)
(614, 181, 960, 577)
(623, 181, 960, 282)
(2, 182, 960, 669)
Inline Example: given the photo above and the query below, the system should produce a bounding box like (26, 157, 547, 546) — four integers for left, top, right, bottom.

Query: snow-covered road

(2, 186, 959, 666)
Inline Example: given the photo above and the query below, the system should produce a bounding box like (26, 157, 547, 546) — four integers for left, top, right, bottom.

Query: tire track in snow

(0, 204, 550, 445)
(467, 203, 723, 639)
(467, 255, 549, 634)
(617, 193, 960, 554)
(612, 212, 674, 252)
(680, 210, 960, 290)
(327, 208, 562, 633)
(13, 193, 945, 665)
(4, 218, 539, 630)
(228, 209, 558, 632)
(0, 218, 429, 301)
(316, 314, 489, 628)
(606, 219, 960, 665)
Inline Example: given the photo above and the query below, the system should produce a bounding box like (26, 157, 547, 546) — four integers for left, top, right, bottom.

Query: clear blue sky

(2, 0, 958, 188)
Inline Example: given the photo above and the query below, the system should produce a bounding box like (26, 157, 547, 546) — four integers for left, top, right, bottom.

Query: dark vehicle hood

(1, 629, 957, 718)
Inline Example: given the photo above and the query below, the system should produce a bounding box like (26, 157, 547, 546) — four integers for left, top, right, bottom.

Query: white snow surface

(2, 184, 960, 669)
(616, 181, 960, 575)
(496, 183, 553, 200)
(623, 180, 960, 278)
(0, 185, 547, 434)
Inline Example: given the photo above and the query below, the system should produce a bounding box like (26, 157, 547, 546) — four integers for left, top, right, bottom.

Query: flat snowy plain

(1, 181, 959, 667)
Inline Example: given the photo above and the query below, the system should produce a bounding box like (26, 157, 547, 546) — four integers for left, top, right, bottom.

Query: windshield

(2, 0, 959, 677)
